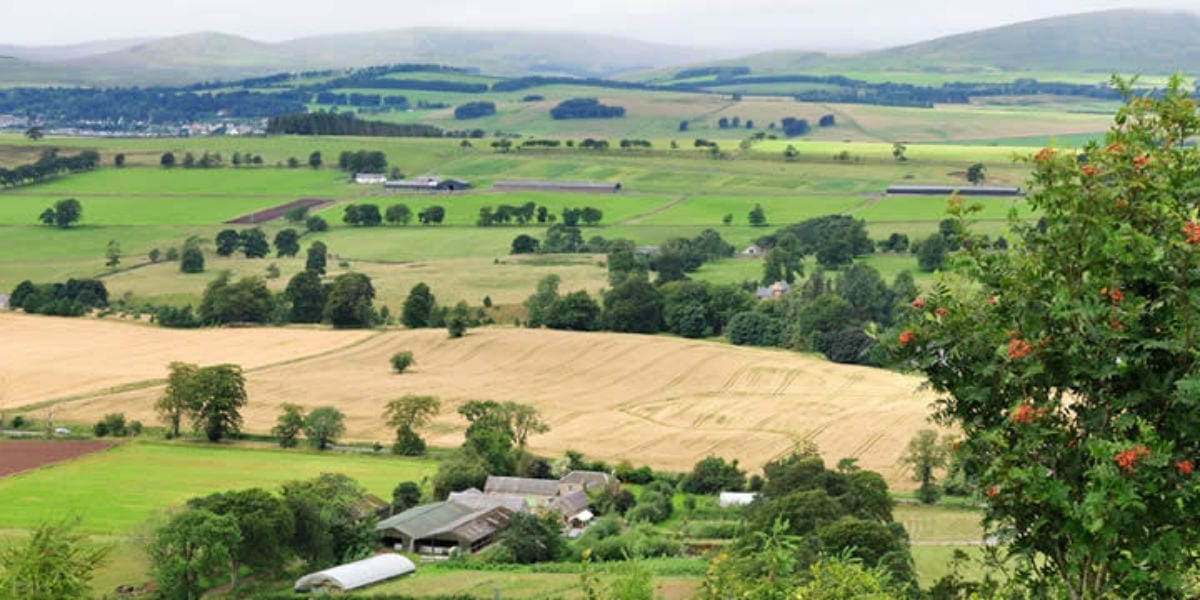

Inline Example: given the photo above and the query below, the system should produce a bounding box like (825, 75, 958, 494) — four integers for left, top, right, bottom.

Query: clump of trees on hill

(549, 98, 626, 119)
(0, 149, 99, 189)
(266, 112, 443, 138)
(336, 149, 387, 173)
(9, 278, 107, 317)
(453, 101, 496, 120)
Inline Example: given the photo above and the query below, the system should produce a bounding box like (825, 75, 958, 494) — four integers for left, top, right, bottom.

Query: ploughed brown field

(0, 440, 112, 478)
(4, 313, 939, 487)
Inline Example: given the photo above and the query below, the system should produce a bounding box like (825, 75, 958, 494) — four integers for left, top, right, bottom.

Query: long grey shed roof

(449, 489, 529, 513)
(560, 470, 616, 491)
(484, 476, 561, 496)
(492, 180, 621, 192)
(375, 501, 513, 545)
(886, 184, 1022, 196)
(294, 554, 415, 592)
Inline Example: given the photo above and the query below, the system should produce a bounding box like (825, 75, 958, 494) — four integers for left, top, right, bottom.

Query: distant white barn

(742, 244, 763, 256)
(719, 492, 758, 508)
(293, 554, 415, 593)
(354, 173, 388, 184)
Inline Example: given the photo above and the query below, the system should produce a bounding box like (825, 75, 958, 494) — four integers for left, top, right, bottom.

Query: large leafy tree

(186, 364, 247, 442)
(284, 269, 325, 324)
(302, 406, 346, 450)
(323, 272, 375, 328)
(0, 518, 109, 600)
(400, 282, 435, 328)
(186, 489, 294, 588)
(280, 474, 374, 569)
(271, 403, 305, 448)
(149, 509, 240, 600)
(383, 395, 441, 456)
(895, 77, 1200, 598)
(157, 361, 199, 438)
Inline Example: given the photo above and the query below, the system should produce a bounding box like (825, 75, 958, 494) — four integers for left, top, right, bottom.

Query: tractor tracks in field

(615, 195, 687, 225)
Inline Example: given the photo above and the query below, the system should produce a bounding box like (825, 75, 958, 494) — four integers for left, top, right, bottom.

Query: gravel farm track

(0, 440, 113, 478)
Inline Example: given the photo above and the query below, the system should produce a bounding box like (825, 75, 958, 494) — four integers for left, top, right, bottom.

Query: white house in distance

(354, 173, 388, 184)
(742, 244, 763, 256)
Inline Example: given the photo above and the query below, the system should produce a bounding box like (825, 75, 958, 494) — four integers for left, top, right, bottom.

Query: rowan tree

(894, 76, 1200, 598)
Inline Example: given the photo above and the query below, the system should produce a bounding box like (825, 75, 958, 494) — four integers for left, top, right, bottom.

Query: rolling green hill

(0, 29, 733, 86)
(670, 9, 1200, 82)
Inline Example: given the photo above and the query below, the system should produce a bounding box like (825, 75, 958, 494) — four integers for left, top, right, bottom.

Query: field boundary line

(11, 329, 389, 413)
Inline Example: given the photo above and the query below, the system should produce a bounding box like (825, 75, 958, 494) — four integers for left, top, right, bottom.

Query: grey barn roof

(492, 180, 621, 192)
(560, 470, 616, 491)
(547, 489, 590, 516)
(449, 488, 530, 513)
(294, 554, 415, 592)
(886, 184, 1022, 196)
(484, 476, 560, 497)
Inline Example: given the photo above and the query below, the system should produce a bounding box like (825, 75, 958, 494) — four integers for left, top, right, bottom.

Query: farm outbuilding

(886, 184, 1022, 196)
(376, 501, 514, 555)
(449, 488, 530, 513)
(385, 176, 470, 192)
(484, 475, 563, 499)
(560, 470, 619, 493)
(293, 554, 415, 592)
(492, 180, 622, 193)
(354, 173, 388, 184)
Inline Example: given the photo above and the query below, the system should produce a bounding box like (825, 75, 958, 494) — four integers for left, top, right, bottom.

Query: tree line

(0, 149, 99, 189)
(549, 98, 626, 120)
(265, 112, 444, 137)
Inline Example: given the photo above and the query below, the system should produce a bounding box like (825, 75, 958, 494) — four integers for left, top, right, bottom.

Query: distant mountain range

(720, 9, 1200, 77)
(2, 9, 1199, 87)
(0, 29, 733, 85)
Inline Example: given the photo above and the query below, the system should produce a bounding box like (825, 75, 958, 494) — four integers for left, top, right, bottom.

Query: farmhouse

(492, 180, 622, 193)
(294, 554, 415, 593)
(886, 184, 1022, 196)
(354, 173, 387, 184)
(376, 501, 514, 555)
(385, 176, 471, 192)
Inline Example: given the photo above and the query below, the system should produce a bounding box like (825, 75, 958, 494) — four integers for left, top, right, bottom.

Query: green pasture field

(0, 441, 436, 534)
(0, 195, 287, 225)
(0, 131, 1045, 302)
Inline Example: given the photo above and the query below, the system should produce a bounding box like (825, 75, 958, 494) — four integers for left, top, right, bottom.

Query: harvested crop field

(0, 440, 112, 478)
(0, 313, 374, 410)
(16, 315, 942, 487)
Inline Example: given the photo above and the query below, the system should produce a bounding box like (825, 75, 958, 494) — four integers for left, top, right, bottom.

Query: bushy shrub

(390, 351, 415, 374)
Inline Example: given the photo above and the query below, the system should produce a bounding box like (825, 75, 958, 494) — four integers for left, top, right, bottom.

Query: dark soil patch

(225, 198, 331, 224)
(0, 440, 113, 478)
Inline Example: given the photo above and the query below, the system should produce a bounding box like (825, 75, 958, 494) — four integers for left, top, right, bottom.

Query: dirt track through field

(7, 314, 940, 487)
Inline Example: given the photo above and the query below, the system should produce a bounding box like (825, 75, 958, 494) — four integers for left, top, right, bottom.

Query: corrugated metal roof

(560, 471, 614, 490)
(449, 489, 529, 513)
(886, 184, 1021, 196)
(294, 554, 415, 592)
(493, 180, 620, 191)
(484, 476, 560, 497)
(548, 489, 590, 516)
(375, 501, 479, 539)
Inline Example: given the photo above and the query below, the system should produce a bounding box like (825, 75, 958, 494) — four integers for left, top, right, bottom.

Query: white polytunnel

(293, 553, 416, 593)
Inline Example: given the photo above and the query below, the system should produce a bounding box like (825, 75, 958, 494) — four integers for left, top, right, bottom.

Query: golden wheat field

(7, 313, 940, 487)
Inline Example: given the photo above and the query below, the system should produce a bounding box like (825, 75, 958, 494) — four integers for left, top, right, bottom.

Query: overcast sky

(2, 0, 1194, 51)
